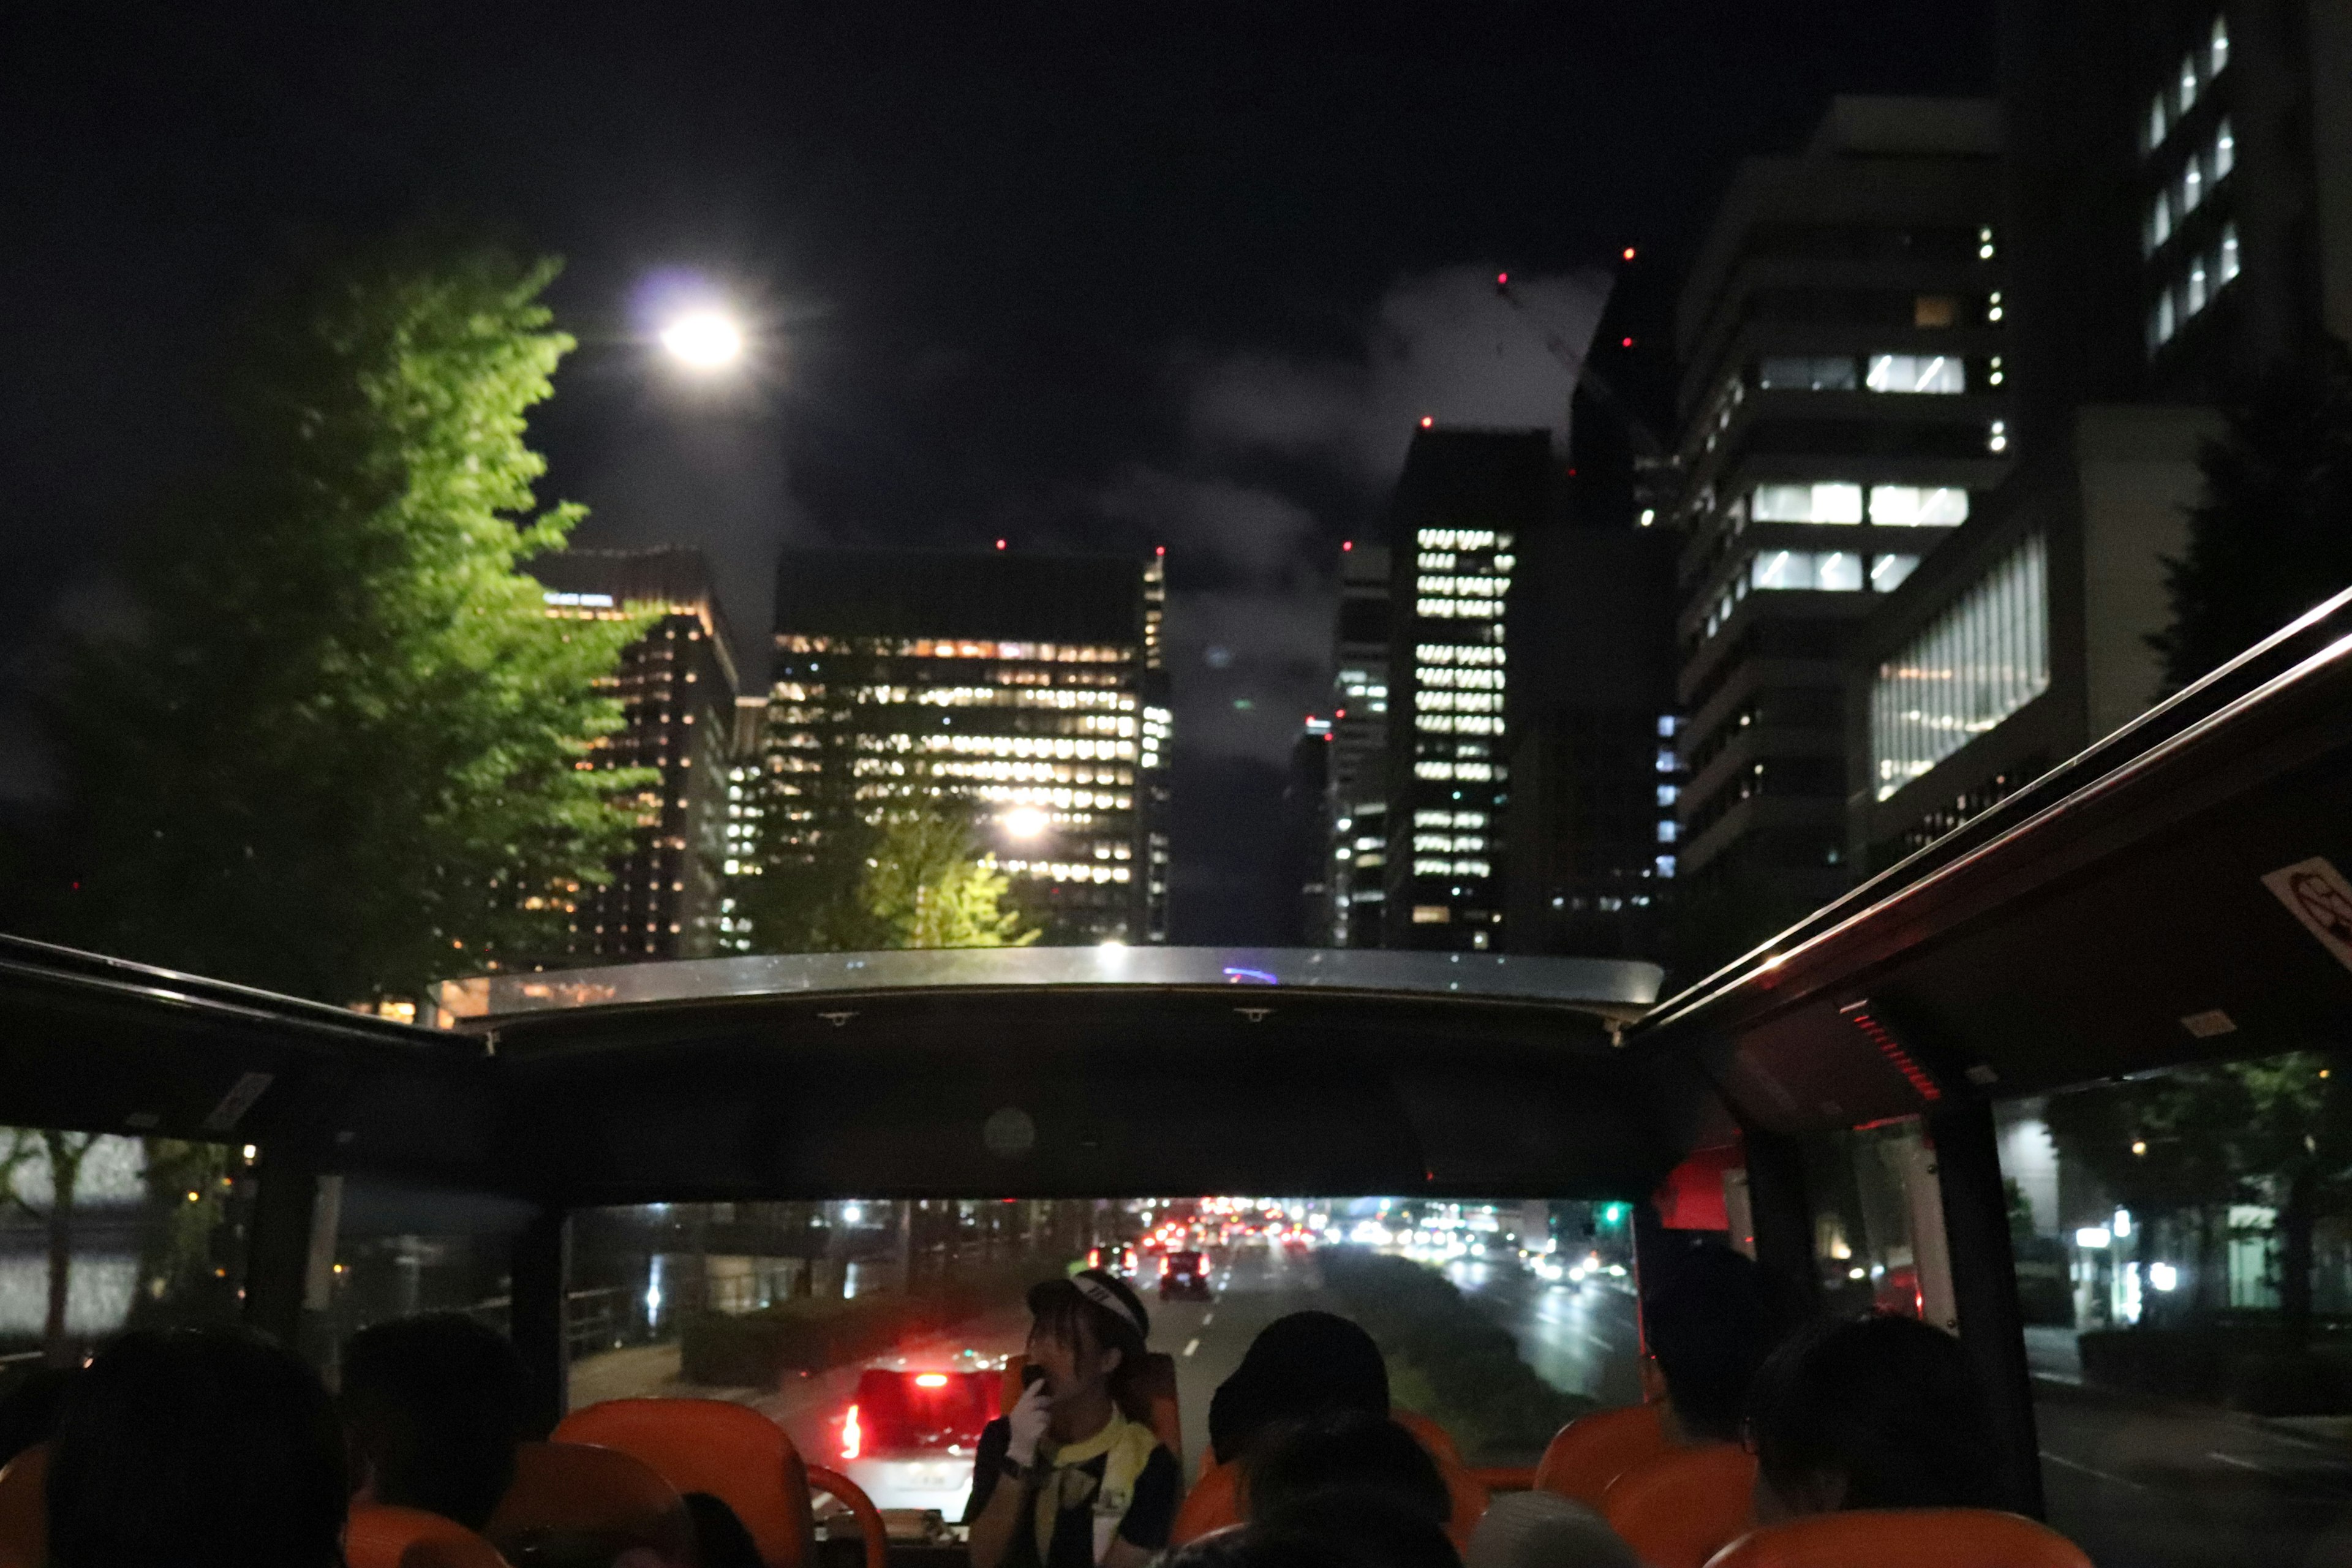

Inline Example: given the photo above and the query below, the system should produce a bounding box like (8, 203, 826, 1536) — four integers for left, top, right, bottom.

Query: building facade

(1321, 542, 1393, 946)
(758, 547, 1169, 946)
(1381, 428, 1560, 951)
(1665, 98, 2012, 969)
(1850, 2, 2352, 870)
(530, 548, 739, 963)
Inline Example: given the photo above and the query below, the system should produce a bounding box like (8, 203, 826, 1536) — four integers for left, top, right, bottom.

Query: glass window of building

(1864, 354, 1965, 394)
(2147, 92, 2168, 154)
(2213, 118, 2234, 181)
(2149, 187, 2173, 254)
(1870, 532, 2051, 800)
(2180, 154, 2204, 216)
(1868, 485, 1969, 527)
(1752, 481, 1863, 524)
(1757, 355, 1858, 391)
(1751, 549, 1864, 592)
(2220, 223, 2241, 285)
(2209, 12, 2230, 75)
(2177, 52, 2200, 117)
(1870, 554, 1921, 592)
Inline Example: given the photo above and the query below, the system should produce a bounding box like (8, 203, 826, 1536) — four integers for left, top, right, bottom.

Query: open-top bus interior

(0, 589, 2348, 1565)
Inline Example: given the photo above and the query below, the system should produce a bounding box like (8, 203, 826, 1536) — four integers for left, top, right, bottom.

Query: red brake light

(915, 1373, 949, 1387)
(842, 1403, 862, 1460)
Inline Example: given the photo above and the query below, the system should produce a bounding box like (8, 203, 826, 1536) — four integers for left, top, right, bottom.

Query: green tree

(18, 235, 647, 1003)
(744, 791, 1036, 954)
(2153, 337, 2352, 691)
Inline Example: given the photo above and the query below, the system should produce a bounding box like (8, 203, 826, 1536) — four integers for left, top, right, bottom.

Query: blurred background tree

(7, 233, 647, 1004)
(2155, 338, 2352, 691)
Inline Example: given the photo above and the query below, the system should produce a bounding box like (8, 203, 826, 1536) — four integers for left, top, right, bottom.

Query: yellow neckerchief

(1031, 1406, 1159, 1562)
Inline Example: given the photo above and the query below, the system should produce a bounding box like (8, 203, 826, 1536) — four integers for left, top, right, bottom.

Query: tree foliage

(2154, 337, 2352, 691)
(2045, 1052, 2352, 1342)
(18, 235, 647, 1003)
(743, 789, 1036, 954)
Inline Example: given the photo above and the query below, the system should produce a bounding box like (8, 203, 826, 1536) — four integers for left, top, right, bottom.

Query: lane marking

(1183, 1338, 1200, 1358)
(2040, 1451, 2144, 1491)
(1202, 1313, 1215, 1325)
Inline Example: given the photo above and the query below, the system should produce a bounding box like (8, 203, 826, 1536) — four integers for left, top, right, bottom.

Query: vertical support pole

(1740, 1124, 1822, 1324)
(511, 1206, 570, 1438)
(243, 1152, 319, 1350)
(1927, 1100, 2046, 1519)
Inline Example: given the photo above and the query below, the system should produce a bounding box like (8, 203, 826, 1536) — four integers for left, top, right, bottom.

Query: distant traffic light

(1600, 1202, 1628, 1226)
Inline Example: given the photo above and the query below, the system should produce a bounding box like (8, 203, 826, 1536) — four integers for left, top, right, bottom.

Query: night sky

(1, 2, 1995, 941)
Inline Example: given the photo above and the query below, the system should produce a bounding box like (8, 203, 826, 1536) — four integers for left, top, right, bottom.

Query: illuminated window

(1753, 482, 1863, 524)
(1865, 355, 1964, 394)
(2209, 14, 2229, 77)
(1751, 550, 1863, 592)
(1913, 295, 1959, 329)
(1868, 486, 1969, 527)
(1870, 554, 1920, 592)
(2219, 222, 2241, 284)
(1871, 533, 2049, 800)
(2214, 118, 2234, 181)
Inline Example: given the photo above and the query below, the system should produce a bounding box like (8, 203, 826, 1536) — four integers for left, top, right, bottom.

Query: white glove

(1006, 1379, 1054, 1468)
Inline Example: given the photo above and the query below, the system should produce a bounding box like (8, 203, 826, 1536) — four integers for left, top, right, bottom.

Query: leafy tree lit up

(16, 235, 646, 1004)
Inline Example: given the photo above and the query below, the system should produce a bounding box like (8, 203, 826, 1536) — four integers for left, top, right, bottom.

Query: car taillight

(915, 1373, 949, 1387)
(1088, 1248, 1101, 1268)
(842, 1403, 862, 1460)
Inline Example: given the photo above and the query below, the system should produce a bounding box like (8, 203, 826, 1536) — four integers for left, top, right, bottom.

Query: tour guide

(968, 1269, 1178, 1568)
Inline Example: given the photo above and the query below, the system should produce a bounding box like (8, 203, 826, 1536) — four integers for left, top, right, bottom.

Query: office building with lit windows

(1664, 97, 2011, 969)
(1381, 428, 1558, 951)
(759, 546, 1169, 945)
(1849, 3, 2352, 870)
(1322, 542, 1392, 946)
(529, 548, 739, 963)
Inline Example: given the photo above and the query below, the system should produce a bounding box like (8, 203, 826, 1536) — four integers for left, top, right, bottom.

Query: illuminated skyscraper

(1382, 428, 1559, 951)
(760, 546, 1169, 944)
(1323, 542, 1391, 946)
(529, 548, 739, 963)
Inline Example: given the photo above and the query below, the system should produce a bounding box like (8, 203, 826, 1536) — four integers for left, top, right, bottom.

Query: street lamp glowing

(1001, 807, 1049, 839)
(660, 312, 744, 369)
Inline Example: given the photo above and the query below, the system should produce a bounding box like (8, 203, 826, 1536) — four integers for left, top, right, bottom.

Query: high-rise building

(758, 546, 1169, 945)
(1501, 256, 1684, 962)
(1664, 97, 2011, 970)
(1322, 542, 1392, 946)
(529, 548, 739, 963)
(1382, 428, 1561, 951)
(1849, 3, 2352, 871)
(717, 694, 769, 954)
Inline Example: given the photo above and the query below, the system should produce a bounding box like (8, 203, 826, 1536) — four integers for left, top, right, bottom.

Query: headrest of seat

(485, 1440, 692, 1567)
(0, 1444, 49, 1568)
(1704, 1509, 2094, 1568)
(1534, 1404, 1670, 1506)
(1602, 1443, 1757, 1568)
(347, 1502, 511, 1568)
(552, 1399, 813, 1568)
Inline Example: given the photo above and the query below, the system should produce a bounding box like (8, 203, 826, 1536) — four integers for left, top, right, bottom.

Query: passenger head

(1243, 1408, 1449, 1531)
(1025, 1270, 1150, 1409)
(1253, 1490, 1462, 1568)
(47, 1328, 346, 1568)
(1463, 1492, 1638, 1568)
(1208, 1310, 1390, 1464)
(0, 1365, 72, 1467)
(1640, 1242, 1780, 1444)
(1745, 1313, 2001, 1519)
(341, 1311, 531, 1531)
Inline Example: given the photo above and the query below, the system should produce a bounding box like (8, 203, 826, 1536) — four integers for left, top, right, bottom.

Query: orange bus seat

(1166, 1416, 1487, 1551)
(1000, 1352, 1186, 1469)
(1392, 1409, 1462, 1468)
(0, 1444, 47, 1568)
(1169, 1457, 1242, 1545)
(347, 1504, 511, 1568)
(1702, 1509, 2095, 1568)
(1534, 1404, 1670, 1507)
(804, 1463, 889, 1568)
(553, 1398, 816, 1568)
(485, 1440, 693, 1567)
(1601, 1442, 1757, 1568)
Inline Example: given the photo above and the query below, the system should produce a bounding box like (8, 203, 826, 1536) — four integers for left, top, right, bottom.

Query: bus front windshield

(559, 1196, 1642, 1516)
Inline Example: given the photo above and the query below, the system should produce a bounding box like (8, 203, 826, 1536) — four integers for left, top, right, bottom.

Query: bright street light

(660, 311, 744, 370)
(1001, 807, 1049, 839)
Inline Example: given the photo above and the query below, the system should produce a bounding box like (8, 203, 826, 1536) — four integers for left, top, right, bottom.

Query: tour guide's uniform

(970, 1403, 1177, 1567)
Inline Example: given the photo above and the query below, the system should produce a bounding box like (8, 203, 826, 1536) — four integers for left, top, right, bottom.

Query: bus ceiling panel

(437, 947, 1665, 1036)
(489, 1009, 1662, 1204)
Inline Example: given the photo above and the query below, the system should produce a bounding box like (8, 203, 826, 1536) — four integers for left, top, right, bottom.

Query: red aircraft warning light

(1419, 415, 1434, 428)
(1622, 246, 1637, 261)
(994, 538, 1007, 550)
(1496, 271, 1509, 286)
